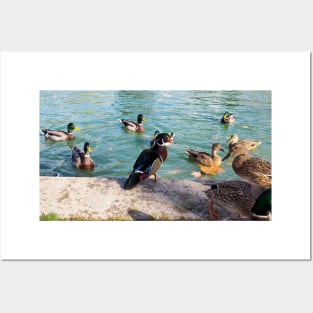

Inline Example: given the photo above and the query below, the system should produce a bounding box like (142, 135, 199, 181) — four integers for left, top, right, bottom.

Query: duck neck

(232, 153, 249, 168)
(154, 145, 168, 162)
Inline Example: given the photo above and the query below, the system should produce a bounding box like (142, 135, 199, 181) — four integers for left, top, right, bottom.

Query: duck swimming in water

(222, 144, 272, 188)
(41, 123, 80, 141)
(124, 132, 175, 189)
(185, 143, 225, 166)
(228, 134, 261, 150)
(120, 114, 148, 132)
(71, 142, 95, 170)
(221, 111, 235, 123)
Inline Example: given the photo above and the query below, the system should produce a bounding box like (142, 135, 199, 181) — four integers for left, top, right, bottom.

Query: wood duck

(124, 132, 175, 189)
(228, 134, 261, 150)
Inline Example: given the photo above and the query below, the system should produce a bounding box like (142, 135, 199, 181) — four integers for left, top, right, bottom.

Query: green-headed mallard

(222, 144, 272, 188)
(124, 132, 175, 189)
(228, 134, 261, 150)
(41, 123, 80, 141)
(205, 180, 271, 220)
(71, 142, 95, 170)
(221, 111, 235, 123)
(120, 114, 148, 132)
(185, 143, 225, 166)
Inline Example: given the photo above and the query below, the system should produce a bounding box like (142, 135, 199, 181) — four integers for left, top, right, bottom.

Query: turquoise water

(40, 90, 271, 181)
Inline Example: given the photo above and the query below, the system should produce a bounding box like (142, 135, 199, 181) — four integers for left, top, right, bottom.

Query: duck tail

(41, 129, 47, 135)
(120, 119, 127, 126)
(185, 149, 198, 157)
(124, 172, 142, 189)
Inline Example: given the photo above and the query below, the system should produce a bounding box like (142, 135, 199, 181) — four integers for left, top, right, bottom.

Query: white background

(1, 52, 310, 260)
(0, 1, 312, 313)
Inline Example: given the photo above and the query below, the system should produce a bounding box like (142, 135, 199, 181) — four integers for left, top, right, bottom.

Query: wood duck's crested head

(67, 123, 80, 133)
(153, 132, 175, 147)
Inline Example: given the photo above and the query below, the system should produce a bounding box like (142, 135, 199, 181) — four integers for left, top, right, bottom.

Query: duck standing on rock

(221, 111, 235, 123)
(72, 142, 95, 170)
(41, 123, 80, 141)
(124, 132, 175, 189)
(120, 114, 148, 132)
(222, 144, 272, 188)
(205, 180, 270, 220)
(228, 134, 261, 150)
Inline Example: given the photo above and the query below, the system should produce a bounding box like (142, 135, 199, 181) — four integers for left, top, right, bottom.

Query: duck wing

(124, 149, 161, 189)
(243, 158, 272, 175)
(42, 129, 69, 140)
(239, 140, 262, 150)
(133, 149, 160, 173)
(120, 119, 139, 128)
(186, 149, 214, 165)
(71, 146, 83, 167)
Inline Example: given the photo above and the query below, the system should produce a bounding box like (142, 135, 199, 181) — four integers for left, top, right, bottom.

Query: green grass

(40, 212, 61, 221)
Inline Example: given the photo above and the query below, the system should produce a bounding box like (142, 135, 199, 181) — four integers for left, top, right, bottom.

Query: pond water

(40, 90, 271, 181)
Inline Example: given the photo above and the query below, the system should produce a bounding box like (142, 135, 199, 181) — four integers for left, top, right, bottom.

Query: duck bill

(75, 127, 80, 131)
(222, 151, 231, 161)
(87, 146, 92, 153)
(142, 117, 148, 122)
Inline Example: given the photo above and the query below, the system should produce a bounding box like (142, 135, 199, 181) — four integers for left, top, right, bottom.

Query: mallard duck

(205, 180, 270, 220)
(120, 114, 148, 132)
(185, 143, 225, 166)
(228, 134, 261, 150)
(222, 144, 272, 188)
(71, 142, 95, 170)
(221, 111, 235, 123)
(250, 188, 272, 220)
(41, 123, 80, 141)
(124, 132, 175, 189)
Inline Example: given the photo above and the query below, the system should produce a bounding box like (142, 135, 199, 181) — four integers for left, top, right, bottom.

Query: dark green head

(83, 142, 92, 154)
(221, 111, 235, 123)
(251, 189, 272, 216)
(137, 114, 148, 123)
(67, 123, 80, 133)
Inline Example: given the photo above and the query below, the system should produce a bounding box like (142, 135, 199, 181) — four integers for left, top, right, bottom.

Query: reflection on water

(40, 90, 271, 181)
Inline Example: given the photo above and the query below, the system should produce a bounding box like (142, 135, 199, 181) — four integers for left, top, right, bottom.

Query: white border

(0, 52, 310, 260)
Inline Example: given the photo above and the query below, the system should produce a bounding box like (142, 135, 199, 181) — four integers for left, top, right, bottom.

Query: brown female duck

(185, 143, 225, 166)
(228, 134, 261, 150)
(222, 144, 272, 188)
